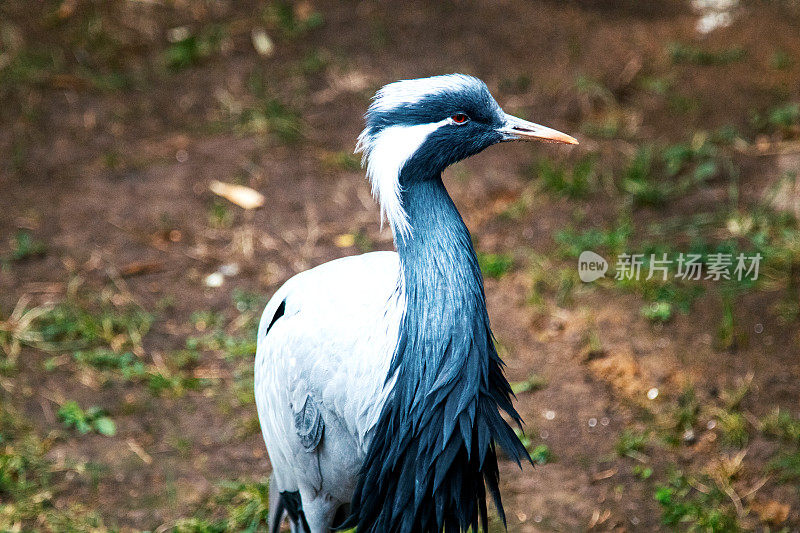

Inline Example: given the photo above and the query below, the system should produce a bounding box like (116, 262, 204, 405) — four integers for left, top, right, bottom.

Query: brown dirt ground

(2, 1, 800, 531)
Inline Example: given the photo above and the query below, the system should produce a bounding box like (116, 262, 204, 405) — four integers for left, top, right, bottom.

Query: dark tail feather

(272, 490, 309, 533)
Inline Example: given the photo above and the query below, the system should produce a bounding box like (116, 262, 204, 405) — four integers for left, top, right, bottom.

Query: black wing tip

(264, 299, 286, 337)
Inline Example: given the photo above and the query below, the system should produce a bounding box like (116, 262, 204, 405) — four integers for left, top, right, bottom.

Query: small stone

(219, 263, 240, 277)
(204, 272, 224, 288)
(588, 418, 597, 428)
(647, 387, 659, 400)
(251, 28, 275, 57)
(683, 428, 696, 444)
(167, 26, 190, 43)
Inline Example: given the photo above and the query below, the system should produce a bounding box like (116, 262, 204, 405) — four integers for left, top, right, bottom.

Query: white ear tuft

(356, 121, 446, 242)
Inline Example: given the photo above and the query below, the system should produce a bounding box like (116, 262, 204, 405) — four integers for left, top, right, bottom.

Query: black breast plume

(344, 177, 532, 533)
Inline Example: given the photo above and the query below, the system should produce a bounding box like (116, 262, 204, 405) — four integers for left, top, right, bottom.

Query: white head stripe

(356, 120, 448, 241)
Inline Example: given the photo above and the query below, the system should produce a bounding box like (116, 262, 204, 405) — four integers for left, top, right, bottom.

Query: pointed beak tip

(524, 130, 579, 146)
(545, 132, 579, 146)
(500, 114, 579, 146)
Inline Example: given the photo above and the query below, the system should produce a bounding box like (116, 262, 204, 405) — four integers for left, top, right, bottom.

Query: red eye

(451, 113, 469, 124)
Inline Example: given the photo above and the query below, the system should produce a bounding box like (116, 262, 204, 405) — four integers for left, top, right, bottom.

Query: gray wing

(294, 394, 324, 451)
(254, 251, 404, 501)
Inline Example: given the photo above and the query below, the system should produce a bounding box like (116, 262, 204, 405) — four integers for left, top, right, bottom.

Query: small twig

(723, 485, 744, 517)
(687, 477, 712, 494)
(127, 439, 153, 465)
(740, 476, 770, 500)
(102, 255, 143, 309)
(39, 397, 55, 425)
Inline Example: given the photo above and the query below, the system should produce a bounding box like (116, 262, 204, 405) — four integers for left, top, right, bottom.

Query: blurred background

(2, 1, 800, 531)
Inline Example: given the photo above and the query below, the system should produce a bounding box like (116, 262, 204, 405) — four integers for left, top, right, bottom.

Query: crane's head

(357, 74, 577, 237)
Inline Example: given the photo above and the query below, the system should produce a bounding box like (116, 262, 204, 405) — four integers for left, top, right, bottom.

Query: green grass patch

(173, 478, 270, 532)
(6, 230, 46, 261)
(164, 25, 227, 71)
(57, 401, 116, 436)
(616, 429, 649, 458)
(555, 219, 632, 259)
(633, 464, 653, 480)
(620, 136, 727, 207)
(71, 349, 147, 379)
(751, 102, 800, 137)
(147, 370, 206, 397)
(655, 469, 741, 532)
(208, 200, 234, 229)
(761, 408, 800, 444)
(640, 301, 672, 323)
(0, 288, 152, 368)
(0, 409, 108, 530)
(477, 252, 514, 279)
(716, 410, 749, 448)
(321, 150, 362, 172)
(513, 429, 552, 465)
(534, 155, 597, 199)
(510, 373, 547, 395)
(770, 49, 793, 70)
(769, 451, 800, 484)
(238, 98, 303, 144)
(530, 444, 554, 465)
(673, 385, 700, 433)
(263, 1, 324, 38)
(767, 103, 799, 130)
(667, 42, 747, 66)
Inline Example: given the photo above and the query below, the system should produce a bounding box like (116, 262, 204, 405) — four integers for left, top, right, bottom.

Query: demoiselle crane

(255, 74, 578, 533)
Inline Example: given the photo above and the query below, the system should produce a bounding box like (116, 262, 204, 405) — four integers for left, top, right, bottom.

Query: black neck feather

(347, 176, 531, 533)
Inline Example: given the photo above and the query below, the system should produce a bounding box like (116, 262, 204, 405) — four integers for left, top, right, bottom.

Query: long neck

(393, 177, 489, 380)
(347, 173, 530, 533)
(396, 176, 483, 287)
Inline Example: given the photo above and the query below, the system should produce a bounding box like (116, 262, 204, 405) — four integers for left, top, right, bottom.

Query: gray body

(255, 252, 403, 531)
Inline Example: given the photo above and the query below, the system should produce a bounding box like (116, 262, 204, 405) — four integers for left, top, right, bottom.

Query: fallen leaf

(592, 468, 618, 481)
(209, 180, 265, 209)
(334, 234, 355, 248)
(752, 500, 790, 525)
(588, 508, 611, 529)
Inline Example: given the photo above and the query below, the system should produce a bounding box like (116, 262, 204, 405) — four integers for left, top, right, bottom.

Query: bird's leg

(297, 488, 339, 533)
(267, 473, 282, 533)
